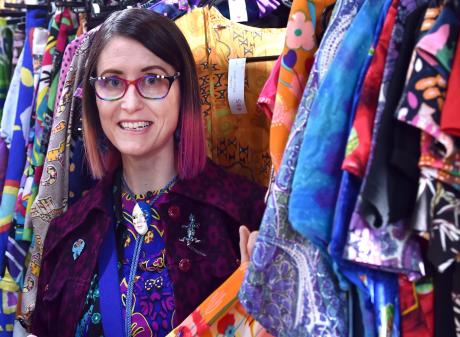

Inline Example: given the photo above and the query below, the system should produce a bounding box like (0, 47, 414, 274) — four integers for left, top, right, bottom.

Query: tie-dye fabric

(288, 0, 391, 250)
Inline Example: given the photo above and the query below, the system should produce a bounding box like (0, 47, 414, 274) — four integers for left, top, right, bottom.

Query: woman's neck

(121, 148, 177, 195)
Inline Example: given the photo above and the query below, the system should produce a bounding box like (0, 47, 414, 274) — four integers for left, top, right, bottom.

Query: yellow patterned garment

(176, 8, 285, 186)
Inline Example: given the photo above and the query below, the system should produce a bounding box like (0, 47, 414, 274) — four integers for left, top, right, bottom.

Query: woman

(30, 8, 265, 337)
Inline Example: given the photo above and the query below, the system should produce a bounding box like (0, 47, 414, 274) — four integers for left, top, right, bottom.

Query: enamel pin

(132, 202, 149, 235)
(180, 214, 206, 256)
(72, 239, 86, 260)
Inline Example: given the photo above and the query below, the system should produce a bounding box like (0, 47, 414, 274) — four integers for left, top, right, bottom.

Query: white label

(228, 58, 247, 115)
(228, 0, 248, 22)
(92, 3, 101, 14)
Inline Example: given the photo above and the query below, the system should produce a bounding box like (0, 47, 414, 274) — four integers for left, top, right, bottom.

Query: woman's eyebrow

(141, 65, 168, 73)
(100, 69, 123, 76)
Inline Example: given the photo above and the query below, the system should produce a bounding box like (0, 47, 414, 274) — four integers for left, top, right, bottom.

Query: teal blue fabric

(288, 0, 390, 251)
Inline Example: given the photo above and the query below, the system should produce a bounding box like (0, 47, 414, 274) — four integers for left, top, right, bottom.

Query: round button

(168, 205, 180, 219)
(179, 258, 191, 272)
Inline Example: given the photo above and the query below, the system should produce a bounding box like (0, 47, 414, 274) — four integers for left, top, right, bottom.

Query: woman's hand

(239, 225, 259, 264)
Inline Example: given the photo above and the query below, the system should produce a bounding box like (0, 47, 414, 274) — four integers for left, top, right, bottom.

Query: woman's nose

(120, 84, 143, 112)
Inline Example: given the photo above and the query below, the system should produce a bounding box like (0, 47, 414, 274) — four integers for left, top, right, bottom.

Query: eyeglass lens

(94, 75, 171, 100)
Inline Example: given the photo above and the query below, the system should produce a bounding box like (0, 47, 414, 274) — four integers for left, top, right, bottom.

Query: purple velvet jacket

(31, 160, 266, 337)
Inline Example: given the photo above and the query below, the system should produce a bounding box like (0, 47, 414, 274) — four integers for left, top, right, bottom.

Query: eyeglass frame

(89, 72, 181, 101)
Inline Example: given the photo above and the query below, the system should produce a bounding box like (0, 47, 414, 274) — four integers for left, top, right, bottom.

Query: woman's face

(95, 36, 180, 161)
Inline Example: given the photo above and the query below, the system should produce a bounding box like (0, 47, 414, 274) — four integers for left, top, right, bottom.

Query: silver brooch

(179, 214, 206, 256)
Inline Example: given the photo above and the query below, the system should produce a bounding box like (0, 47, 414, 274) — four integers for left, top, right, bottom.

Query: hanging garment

(396, 2, 460, 188)
(0, 139, 8, 204)
(0, 8, 48, 275)
(396, 3, 459, 163)
(176, 7, 285, 186)
(422, 182, 460, 337)
(433, 262, 460, 337)
(327, 2, 404, 336)
(9, 25, 48, 238)
(399, 275, 434, 337)
(329, 0, 400, 272)
(11, 25, 24, 70)
(288, 0, 391, 250)
(38, 9, 79, 169)
(342, 0, 430, 277)
(0, 20, 13, 205)
(17, 8, 79, 240)
(268, 0, 334, 172)
(54, 32, 86, 114)
(0, 270, 19, 335)
(415, 173, 460, 337)
(239, 0, 368, 335)
(20, 31, 94, 328)
(6, 25, 48, 285)
(0, 19, 12, 122)
(0, 50, 23, 144)
(341, 0, 399, 178)
(440, 33, 460, 137)
(257, 55, 281, 119)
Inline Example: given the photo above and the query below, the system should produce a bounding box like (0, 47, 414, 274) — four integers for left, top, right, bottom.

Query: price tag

(92, 3, 101, 14)
(228, 58, 247, 115)
(228, 0, 248, 22)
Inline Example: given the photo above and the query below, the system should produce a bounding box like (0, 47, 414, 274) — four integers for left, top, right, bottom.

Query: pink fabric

(257, 55, 281, 120)
(54, 33, 85, 112)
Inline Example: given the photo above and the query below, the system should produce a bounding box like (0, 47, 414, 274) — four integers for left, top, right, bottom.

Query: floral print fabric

(268, 0, 334, 172)
(395, 2, 460, 189)
(412, 171, 460, 336)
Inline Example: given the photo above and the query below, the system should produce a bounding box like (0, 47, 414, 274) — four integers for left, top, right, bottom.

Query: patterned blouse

(74, 187, 176, 337)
